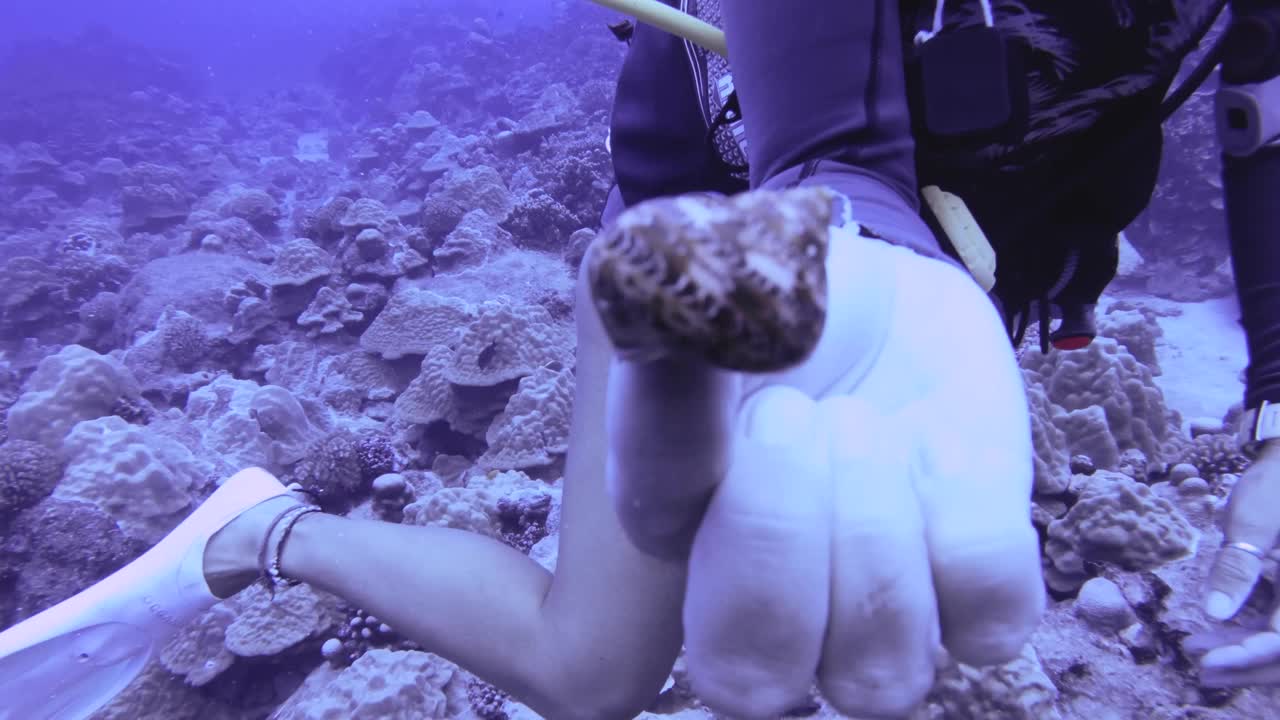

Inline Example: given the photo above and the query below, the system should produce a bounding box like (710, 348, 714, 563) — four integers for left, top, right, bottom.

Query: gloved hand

(1193, 441, 1280, 688)
(602, 217, 1046, 719)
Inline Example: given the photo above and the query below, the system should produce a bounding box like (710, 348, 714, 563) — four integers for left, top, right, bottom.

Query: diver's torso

(609, 0, 1220, 206)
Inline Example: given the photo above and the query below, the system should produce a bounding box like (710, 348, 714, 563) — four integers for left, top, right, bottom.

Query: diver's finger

(1201, 632, 1280, 671)
(910, 381, 1045, 666)
(1204, 463, 1280, 620)
(684, 384, 832, 719)
(1200, 658, 1280, 688)
(604, 358, 739, 560)
(817, 397, 938, 718)
(1183, 626, 1259, 657)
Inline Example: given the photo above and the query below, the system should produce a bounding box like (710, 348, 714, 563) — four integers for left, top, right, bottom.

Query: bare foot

(202, 495, 304, 599)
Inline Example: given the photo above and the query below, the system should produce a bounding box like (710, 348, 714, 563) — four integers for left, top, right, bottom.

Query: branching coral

(1, 497, 142, 625)
(324, 606, 421, 669)
(357, 432, 397, 481)
(1179, 432, 1250, 481)
(157, 307, 209, 371)
(468, 677, 511, 720)
(495, 493, 553, 554)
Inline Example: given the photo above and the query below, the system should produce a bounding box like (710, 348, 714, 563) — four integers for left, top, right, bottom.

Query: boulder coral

(7, 345, 141, 449)
(1044, 471, 1197, 593)
(57, 415, 202, 542)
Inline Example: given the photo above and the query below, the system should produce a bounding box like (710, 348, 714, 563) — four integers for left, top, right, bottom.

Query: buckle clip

(1239, 399, 1280, 458)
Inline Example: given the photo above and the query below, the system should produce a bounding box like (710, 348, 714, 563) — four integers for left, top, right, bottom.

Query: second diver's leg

(206, 265, 689, 720)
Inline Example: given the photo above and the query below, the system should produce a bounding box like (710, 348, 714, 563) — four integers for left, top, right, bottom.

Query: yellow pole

(586, 0, 728, 58)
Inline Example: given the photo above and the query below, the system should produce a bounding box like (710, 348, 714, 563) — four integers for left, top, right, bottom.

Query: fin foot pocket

(587, 187, 833, 373)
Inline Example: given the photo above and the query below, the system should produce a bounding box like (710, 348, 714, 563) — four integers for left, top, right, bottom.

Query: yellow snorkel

(586, 0, 728, 58)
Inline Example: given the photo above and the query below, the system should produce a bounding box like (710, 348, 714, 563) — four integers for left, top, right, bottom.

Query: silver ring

(1224, 541, 1270, 560)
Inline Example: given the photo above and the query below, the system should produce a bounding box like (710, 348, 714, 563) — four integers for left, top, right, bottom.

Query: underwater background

(0, 0, 1277, 717)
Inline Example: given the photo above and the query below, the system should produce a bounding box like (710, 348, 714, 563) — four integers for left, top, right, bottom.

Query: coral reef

(0, 7, 1270, 720)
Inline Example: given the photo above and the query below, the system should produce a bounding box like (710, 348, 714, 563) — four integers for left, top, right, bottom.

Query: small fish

(0, 622, 154, 720)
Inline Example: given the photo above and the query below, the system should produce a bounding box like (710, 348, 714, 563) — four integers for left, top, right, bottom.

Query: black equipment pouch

(911, 11, 1029, 143)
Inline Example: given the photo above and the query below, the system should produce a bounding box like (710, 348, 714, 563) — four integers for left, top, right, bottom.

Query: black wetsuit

(604, 0, 1280, 412)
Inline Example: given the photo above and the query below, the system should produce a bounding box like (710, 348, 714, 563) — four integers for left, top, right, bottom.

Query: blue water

(0, 0, 561, 91)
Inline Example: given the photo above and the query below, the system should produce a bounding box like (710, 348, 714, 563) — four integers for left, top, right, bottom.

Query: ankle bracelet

(257, 503, 322, 598)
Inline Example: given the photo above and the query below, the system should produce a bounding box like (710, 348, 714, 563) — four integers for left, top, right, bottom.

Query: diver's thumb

(1204, 542, 1265, 621)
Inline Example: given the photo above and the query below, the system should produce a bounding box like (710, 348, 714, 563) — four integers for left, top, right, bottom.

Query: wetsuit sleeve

(1224, 156, 1280, 408)
(608, 3, 745, 207)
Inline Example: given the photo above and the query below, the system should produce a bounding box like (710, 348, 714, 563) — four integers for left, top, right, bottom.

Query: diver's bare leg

(205, 268, 687, 720)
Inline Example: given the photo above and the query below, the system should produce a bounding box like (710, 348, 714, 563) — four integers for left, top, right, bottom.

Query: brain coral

(7, 345, 141, 448)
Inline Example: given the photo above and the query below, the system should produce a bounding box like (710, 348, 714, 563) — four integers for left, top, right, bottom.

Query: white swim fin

(0, 467, 289, 720)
